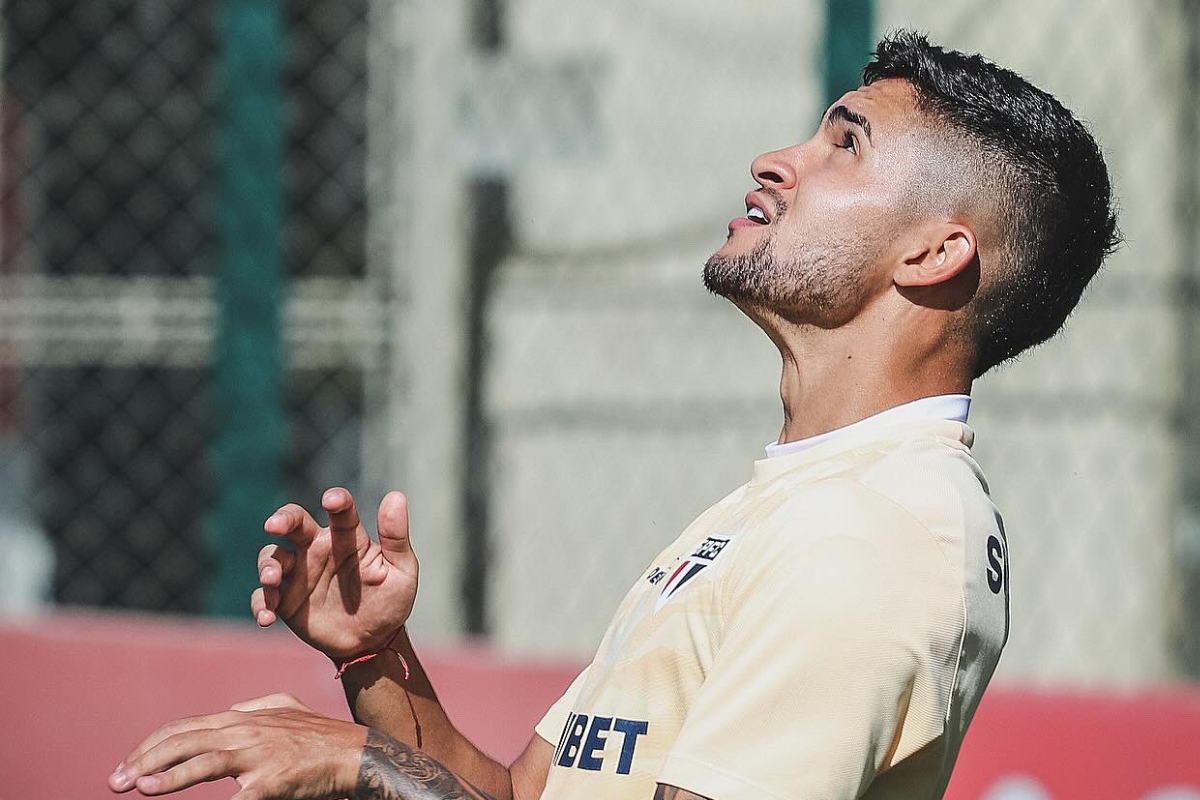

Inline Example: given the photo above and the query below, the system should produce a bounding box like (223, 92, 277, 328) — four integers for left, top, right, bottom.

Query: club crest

(652, 535, 731, 612)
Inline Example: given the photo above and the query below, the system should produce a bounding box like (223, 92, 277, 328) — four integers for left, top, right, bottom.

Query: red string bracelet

(333, 628, 410, 681)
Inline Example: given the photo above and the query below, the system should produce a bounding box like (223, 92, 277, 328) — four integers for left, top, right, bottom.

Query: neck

(751, 303, 973, 445)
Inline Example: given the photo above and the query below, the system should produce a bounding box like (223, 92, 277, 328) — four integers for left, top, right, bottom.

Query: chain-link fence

(0, 0, 376, 613)
(2, 0, 1197, 689)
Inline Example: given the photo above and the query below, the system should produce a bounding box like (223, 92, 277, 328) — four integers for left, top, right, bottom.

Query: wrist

(321, 625, 404, 661)
(332, 725, 370, 798)
(330, 627, 410, 680)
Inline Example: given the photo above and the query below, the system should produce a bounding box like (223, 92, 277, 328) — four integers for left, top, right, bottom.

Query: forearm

(342, 628, 513, 800)
(356, 728, 503, 800)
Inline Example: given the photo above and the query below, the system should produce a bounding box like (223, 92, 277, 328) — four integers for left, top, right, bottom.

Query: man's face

(705, 79, 929, 326)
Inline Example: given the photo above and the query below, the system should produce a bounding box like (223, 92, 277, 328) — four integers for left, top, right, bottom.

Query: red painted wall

(0, 612, 579, 800)
(2, 612, 1200, 800)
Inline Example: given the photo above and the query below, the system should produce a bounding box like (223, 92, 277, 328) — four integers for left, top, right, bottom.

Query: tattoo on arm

(356, 729, 501, 800)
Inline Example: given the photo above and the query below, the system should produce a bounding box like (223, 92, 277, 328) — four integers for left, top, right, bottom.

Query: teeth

(747, 207, 767, 223)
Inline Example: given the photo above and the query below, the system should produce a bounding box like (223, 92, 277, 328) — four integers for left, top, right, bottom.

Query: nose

(751, 148, 798, 191)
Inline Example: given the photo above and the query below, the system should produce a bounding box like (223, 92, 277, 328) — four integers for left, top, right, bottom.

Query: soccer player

(110, 31, 1118, 800)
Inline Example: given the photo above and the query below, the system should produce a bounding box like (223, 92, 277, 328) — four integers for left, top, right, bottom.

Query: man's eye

(839, 131, 858, 155)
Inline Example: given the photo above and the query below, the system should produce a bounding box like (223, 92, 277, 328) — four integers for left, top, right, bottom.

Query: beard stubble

(703, 202, 881, 326)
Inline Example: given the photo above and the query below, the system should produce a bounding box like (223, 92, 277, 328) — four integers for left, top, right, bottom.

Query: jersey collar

(751, 397, 974, 486)
(764, 394, 971, 459)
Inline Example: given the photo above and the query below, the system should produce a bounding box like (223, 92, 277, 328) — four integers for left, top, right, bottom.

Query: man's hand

(253, 488, 418, 659)
(107, 696, 366, 800)
(109, 695, 508, 800)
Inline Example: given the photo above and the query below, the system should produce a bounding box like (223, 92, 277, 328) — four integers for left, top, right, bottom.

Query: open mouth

(728, 193, 773, 234)
(743, 192, 772, 225)
(745, 206, 769, 224)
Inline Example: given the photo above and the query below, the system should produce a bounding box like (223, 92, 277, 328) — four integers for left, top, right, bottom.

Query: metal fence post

(1177, 0, 1200, 677)
(366, 0, 471, 641)
(824, 0, 874, 104)
(207, 0, 286, 617)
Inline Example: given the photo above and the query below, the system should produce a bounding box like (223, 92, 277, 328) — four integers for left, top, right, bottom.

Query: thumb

(230, 693, 312, 713)
(377, 491, 414, 564)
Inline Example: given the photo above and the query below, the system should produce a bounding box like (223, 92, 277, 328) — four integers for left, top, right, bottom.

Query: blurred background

(1, 1, 1199, 798)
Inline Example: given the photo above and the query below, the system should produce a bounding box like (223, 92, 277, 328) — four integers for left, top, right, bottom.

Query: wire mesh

(0, 0, 372, 613)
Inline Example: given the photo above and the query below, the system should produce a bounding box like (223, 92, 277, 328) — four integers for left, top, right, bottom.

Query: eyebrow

(825, 104, 873, 143)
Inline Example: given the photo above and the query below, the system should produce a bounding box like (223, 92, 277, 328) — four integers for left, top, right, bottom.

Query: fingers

(264, 503, 322, 547)
(250, 586, 279, 627)
(117, 711, 241, 774)
(113, 708, 363, 800)
(257, 543, 295, 587)
(322, 487, 364, 565)
(132, 750, 235, 796)
(253, 544, 291, 625)
(322, 487, 362, 535)
(113, 726, 233, 793)
(230, 693, 311, 713)
(376, 491, 414, 564)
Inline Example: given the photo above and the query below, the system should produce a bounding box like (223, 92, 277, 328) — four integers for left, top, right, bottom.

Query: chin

(703, 256, 755, 301)
(710, 238, 739, 259)
(710, 243, 737, 262)
(703, 235, 771, 298)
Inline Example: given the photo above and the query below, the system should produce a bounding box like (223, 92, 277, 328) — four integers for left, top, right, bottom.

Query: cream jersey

(534, 418, 1009, 800)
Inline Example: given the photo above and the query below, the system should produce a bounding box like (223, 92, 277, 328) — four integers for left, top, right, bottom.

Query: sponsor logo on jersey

(553, 712, 649, 775)
(652, 535, 731, 612)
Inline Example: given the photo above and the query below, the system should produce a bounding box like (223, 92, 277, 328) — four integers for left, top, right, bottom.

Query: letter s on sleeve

(986, 535, 1005, 595)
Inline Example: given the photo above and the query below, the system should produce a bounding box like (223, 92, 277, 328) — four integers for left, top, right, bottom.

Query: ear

(894, 224, 977, 288)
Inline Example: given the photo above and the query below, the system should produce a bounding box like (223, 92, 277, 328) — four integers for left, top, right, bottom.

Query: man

(109, 31, 1118, 800)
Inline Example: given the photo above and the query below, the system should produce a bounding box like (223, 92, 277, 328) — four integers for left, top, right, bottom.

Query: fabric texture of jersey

(534, 418, 1009, 800)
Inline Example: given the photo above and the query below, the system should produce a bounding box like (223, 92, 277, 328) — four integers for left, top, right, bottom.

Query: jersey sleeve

(534, 665, 592, 745)
(656, 480, 963, 800)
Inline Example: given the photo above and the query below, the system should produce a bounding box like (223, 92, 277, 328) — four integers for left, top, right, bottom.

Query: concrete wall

(486, 0, 819, 657)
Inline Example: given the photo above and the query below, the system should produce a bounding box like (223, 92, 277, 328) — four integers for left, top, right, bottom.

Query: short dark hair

(863, 30, 1120, 377)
